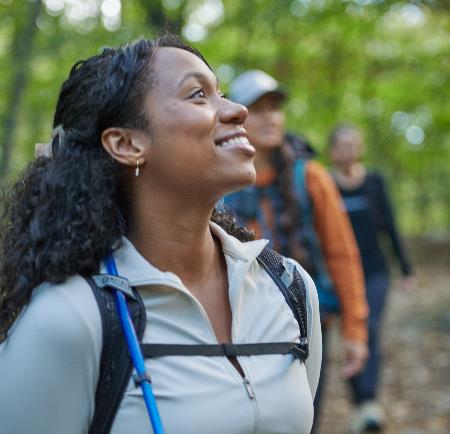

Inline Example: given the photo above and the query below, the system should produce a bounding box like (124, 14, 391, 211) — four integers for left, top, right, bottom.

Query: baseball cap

(228, 70, 287, 107)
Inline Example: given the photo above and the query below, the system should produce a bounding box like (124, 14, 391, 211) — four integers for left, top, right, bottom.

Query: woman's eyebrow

(177, 71, 219, 89)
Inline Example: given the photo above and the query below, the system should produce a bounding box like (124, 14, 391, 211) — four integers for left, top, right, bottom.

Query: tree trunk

(0, 0, 42, 179)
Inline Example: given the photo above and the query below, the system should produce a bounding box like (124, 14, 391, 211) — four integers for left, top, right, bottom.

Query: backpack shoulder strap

(86, 276, 146, 434)
(256, 247, 308, 348)
(293, 158, 311, 223)
(292, 159, 337, 313)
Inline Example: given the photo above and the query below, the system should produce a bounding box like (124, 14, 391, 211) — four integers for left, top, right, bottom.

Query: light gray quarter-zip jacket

(0, 222, 321, 434)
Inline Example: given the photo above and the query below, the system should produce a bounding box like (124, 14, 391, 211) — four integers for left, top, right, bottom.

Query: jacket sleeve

(0, 276, 102, 434)
(306, 161, 368, 342)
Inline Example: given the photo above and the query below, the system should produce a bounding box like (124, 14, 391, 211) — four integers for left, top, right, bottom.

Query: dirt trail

(318, 239, 450, 434)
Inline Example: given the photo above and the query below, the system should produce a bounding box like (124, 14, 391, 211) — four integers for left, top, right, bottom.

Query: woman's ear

(101, 127, 149, 167)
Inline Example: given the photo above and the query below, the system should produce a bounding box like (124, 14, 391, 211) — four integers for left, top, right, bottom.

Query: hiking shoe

(350, 400, 385, 434)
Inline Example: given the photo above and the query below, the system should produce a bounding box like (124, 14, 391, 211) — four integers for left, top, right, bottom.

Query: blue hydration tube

(105, 253, 165, 434)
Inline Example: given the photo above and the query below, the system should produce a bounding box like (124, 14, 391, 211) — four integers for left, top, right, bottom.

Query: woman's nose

(219, 99, 248, 125)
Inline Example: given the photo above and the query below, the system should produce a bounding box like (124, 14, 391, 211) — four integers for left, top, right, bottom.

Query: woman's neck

(128, 188, 221, 288)
(334, 162, 367, 189)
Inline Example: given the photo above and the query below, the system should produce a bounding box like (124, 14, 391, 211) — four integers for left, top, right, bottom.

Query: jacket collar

(103, 222, 268, 288)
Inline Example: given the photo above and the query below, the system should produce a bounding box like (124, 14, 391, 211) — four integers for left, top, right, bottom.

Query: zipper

(243, 377, 255, 399)
(243, 372, 260, 434)
(135, 269, 262, 428)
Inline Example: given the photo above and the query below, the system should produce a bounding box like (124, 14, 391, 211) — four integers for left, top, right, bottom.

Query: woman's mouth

(215, 135, 256, 157)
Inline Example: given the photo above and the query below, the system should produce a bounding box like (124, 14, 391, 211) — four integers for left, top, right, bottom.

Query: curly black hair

(270, 135, 316, 273)
(0, 34, 253, 341)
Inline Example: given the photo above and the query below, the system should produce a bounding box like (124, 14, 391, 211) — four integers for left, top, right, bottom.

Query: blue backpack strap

(293, 159, 312, 228)
(293, 159, 339, 314)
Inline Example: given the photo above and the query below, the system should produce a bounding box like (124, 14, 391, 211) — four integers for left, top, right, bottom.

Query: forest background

(1, 2, 449, 433)
(0, 0, 449, 237)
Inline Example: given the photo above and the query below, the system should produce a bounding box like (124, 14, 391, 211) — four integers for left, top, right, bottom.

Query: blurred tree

(0, 0, 448, 235)
(0, 0, 41, 179)
(139, 0, 186, 33)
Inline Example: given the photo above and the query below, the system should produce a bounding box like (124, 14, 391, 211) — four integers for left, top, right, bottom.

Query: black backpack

(85, 246, 309, 434)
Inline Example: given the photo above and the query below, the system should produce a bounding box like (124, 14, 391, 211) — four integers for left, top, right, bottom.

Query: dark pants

(349, 272, 389, 404)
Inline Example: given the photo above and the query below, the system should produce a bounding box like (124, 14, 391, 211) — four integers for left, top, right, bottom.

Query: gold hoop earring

(135, 159, 140, 177)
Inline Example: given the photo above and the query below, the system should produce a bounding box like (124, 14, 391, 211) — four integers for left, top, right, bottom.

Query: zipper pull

(243, 377, 255, 399)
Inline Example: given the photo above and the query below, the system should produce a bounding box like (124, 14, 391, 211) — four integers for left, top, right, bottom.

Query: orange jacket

(306, 161, 368, 342)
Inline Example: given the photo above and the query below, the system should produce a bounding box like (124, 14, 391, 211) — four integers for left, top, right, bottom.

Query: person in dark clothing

(329, 123, 415, 434)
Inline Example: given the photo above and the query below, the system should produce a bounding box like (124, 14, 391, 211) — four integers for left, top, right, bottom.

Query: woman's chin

(224, 170, 257, 195)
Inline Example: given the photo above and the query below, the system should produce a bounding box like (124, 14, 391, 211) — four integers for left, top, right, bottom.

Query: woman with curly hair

(0, 35, 321, 434)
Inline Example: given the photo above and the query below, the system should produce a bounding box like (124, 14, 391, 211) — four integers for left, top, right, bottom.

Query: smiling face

(139, 47, 255, 202)
(244, 93, 285, 152)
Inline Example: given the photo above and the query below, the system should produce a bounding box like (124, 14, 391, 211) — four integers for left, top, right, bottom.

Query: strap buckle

(222, 343, 238, 358)
(133, 372, 152, 386)
(281, 257, 296, 287)
(92, 274, 135, 299)
(290, 338, 309, 361)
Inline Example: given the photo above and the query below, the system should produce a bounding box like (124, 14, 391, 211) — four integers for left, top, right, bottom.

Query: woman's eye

(190, 89, 206, 99)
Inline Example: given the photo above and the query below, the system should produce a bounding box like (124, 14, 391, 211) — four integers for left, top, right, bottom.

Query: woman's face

(244, 93, 285, 152)
(330, 130, 363, 169)
(141, 47, 255, 201)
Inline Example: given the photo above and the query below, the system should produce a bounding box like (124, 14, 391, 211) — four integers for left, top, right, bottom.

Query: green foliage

(0, 0, 448, 235)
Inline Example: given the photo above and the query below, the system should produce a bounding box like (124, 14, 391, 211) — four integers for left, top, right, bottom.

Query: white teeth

(219, 136, 249, 147)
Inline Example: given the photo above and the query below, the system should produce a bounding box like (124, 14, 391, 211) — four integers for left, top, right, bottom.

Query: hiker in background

(226, 70, 369, 431)
(329, 123, 415, 434)
(0, 35, 322, 434)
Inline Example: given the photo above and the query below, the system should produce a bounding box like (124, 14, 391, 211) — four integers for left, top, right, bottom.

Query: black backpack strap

(86, 276, 146, 434)
(141, 341, 308, 362)
(256, 247, 309, 357)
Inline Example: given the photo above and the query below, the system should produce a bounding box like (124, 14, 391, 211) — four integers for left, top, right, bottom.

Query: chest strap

(141, 339, 308, 362)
